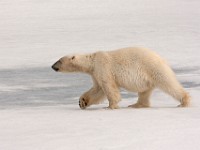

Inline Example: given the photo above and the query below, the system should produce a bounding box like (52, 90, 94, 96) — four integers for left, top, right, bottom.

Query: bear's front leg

(102, 81, 121, 109)
(79, 97, 88, 109)
(79, 86, 106, 109)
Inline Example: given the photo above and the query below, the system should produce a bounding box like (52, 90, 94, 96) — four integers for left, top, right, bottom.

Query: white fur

(54, 47, 190, 109)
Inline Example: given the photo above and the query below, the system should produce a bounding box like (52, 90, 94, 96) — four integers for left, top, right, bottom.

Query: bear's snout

(52, 60, 61, 72)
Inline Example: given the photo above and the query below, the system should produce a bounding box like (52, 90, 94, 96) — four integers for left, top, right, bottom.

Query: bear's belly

(114, 69, 152, 93)
(117, 78, 150, 92)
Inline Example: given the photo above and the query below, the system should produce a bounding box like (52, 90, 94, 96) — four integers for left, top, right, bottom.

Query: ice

(0, 0, 200, 149)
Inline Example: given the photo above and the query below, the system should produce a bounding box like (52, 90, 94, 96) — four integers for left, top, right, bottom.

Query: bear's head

(52, 54, 94, 73)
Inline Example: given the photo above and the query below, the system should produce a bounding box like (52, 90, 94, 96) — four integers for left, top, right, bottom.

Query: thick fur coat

(52, 47, 190, 109)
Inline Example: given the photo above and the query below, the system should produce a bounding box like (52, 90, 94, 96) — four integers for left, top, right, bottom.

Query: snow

(0, 92, 200, 150)
(0, 0, 200, 149)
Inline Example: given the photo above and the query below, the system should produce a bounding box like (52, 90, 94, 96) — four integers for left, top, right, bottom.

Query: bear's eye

(71, 56, 75, 60)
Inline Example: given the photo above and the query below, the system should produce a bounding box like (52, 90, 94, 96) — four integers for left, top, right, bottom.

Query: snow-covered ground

(0, 0, 200, 149)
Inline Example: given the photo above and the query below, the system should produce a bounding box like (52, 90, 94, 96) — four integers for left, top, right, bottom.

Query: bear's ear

(71, 56, 75, 60)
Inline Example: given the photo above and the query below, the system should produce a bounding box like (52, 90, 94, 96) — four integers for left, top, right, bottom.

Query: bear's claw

(79, 98, 87, 109)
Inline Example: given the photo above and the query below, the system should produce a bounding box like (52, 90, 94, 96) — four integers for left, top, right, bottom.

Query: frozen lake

(0, 66, 199, 108)
(0, 0, 200, 149)
(0, 67, 90, 107)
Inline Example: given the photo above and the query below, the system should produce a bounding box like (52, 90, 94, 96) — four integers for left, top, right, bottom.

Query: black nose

(52, 65, 59, 71)
(52, 61, 60, 72)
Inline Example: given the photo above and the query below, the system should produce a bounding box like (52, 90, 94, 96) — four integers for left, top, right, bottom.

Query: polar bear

(52, 47, 190, 109)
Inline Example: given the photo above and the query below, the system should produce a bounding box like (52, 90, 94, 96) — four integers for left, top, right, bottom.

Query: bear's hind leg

(177, 92, 190, 107)
(128, 89, 153, 108)
(158, 80, 190, 107)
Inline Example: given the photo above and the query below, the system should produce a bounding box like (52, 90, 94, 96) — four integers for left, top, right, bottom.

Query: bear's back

(104, 47, 172, 92)
(107, 47, 165, 68)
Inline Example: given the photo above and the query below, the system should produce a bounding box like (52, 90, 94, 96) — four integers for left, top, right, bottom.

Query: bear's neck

(75, 54, 94, 75)
(75, 62, 94, 75)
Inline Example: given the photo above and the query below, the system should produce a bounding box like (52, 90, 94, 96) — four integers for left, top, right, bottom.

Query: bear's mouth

(52, 64, 59, 72)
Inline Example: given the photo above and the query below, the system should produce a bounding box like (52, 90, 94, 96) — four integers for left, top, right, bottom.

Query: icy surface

(0, 0, 200, 149)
